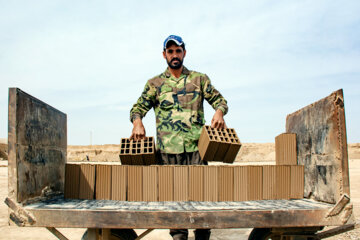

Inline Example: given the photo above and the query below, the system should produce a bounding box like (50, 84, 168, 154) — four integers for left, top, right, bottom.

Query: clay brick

(290, 165, 304, 199)
(234, 166, 248, 201)
(143, 166, 158, 201)
(223, 129, 242, 163)
(131, 141, 144, 165)
(275, 133, 297, 165)
(174, 166, 189, 201)
(64, 164, 80, 199)
(158, 166, 174, 201)
(213, 129, 230, 162)
(262, 165, 276, 200)
(189, 166, 204, 201)
(198, 126, 220, 161)
(111, 165, 127, 201)
(276, 165, 291, 199)
(79, 164, 95, 200)
(218, 166, 234, 201)
(142, 137, 156, 165)
(95, 165, 112, 200)
(247, 166, 263, 200)
(119, 138, 132, 165)
(127, 166, 143, 201)
(204, 166, 218, 201)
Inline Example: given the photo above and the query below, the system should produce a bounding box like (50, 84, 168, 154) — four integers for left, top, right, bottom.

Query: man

(130, 35, 228, 240)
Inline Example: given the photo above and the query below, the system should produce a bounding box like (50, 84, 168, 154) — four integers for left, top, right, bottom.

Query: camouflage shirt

(130, 67, 228, 154)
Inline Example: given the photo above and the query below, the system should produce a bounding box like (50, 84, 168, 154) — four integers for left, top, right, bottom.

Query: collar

(164, 66, 190, 78)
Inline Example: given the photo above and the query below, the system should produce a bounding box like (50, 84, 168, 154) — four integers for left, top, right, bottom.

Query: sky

(1, 0, 359, 145)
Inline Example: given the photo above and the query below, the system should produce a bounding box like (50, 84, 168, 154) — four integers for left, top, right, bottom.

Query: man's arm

(202, 75, 228, 129)
(129, 82, 156, 140)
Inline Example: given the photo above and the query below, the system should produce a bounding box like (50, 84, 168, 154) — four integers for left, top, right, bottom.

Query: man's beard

(167, 57, 183, 69)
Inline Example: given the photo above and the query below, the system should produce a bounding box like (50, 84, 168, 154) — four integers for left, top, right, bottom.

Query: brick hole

(144, 142, 148, 147)
(125, 149, 130, 154)
(144, 148, 148, 153)
(121, 143, 126, 148)
(132, 149, 136, 154)
(120, 149, 125, 154)
(137, 148, 141, 154)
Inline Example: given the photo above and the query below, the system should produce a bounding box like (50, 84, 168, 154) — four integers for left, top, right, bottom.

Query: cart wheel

(81, 229, 138, 240)
(248, 228, 280, 240)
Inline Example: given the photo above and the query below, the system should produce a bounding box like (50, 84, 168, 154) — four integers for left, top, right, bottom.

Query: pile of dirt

(0, 143, 7, 160)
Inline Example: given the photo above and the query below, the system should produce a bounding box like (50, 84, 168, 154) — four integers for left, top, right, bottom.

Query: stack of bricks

(198, 125, 242, 163)
(273, 133, 304, 199)
(65, 164, 304, 201)
(119, 137, 156, 165)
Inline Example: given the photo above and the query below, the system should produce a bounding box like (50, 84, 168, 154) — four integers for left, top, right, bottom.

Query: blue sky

(1, 1, 359, 145)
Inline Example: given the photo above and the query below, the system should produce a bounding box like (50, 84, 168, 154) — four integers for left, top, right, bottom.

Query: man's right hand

(130, 118, 146, 141)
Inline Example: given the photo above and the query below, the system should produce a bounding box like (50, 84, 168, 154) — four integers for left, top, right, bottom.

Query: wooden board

(8, 88, 67, 203)
(286, 89, 350, 204)
(23, 198, 344, 228)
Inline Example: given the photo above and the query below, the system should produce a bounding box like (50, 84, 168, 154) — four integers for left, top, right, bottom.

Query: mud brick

(262, 165, 276, 200)
(95, 165, 112, 200)
(290, 165, 304, 199)
(142, 137, 156, 165)
(64, 164, 80, 199)
(275, 133, 297, 165)
(204, 166, 218, 201)
(127, 166, 143, 201)
(158, 166, 174, 201)
(234, 166, 248, 201)
(174, 166, 189, 201)
(218, 166, 234, 201)
(119, 138, 132, 165)
(248, 166, 263, 200)
(213, 129, 230, 162)
(143, 166, 158, 201)
(223, 128, 242, 163)
(189, 166, 204, 201)
(111, 165, 127, 201)
(198, 126, 220, 161)
(79, 164, 95, 200)
(276, 165, 291, 199)
(130, 141, 144, 165)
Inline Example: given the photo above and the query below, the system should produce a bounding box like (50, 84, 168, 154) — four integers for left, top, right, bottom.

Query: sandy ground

(0, 158, 359, 240)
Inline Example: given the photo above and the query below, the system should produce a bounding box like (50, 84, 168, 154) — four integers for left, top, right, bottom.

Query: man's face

(163, 44, 186, 70)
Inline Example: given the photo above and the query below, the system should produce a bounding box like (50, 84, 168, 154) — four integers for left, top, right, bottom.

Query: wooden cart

(5, 88, 357, 240)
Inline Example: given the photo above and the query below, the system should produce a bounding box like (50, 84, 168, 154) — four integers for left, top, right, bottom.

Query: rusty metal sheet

(8, 88, 67, 203)
(286, 89, 350, 204)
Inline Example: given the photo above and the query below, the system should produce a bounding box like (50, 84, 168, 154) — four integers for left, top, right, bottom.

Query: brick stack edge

(65, 164, 304, 202)
(119, 137, 156, 165)
(275, 133, 305, 199)
(198, 125, 242, 163)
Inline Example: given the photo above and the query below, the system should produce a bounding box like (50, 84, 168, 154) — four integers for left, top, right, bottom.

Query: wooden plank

(24, 199, 344, 228)
(286, 89, 350, 203)
(8, 88, 67, 203)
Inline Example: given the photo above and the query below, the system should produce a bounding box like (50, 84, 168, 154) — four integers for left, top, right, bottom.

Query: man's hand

(130, 118, 146, 141)
(211, 109, 226, 129)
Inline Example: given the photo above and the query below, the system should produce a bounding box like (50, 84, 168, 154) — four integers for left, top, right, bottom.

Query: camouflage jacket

(130, 67, 228, 154)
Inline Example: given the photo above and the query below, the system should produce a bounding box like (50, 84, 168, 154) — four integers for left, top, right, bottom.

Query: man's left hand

(211, 109, 226, 129)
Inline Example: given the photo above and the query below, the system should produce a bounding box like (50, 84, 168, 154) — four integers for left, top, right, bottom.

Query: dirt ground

(0, 158, 359, 240)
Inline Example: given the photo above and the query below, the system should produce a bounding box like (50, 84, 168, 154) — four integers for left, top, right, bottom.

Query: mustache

(170, 58, 181, 63)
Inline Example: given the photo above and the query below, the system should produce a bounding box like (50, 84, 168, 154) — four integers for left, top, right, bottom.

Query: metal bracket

(327, 194, 350, 217)
(4, 197, 36, 226)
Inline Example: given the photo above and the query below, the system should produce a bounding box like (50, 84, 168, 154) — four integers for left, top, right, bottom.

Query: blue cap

(163, 35, 184, 49)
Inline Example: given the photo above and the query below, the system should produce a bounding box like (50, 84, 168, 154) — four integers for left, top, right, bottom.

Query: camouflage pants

(157, 150, 207, 165)
(157, 151, 210, 240)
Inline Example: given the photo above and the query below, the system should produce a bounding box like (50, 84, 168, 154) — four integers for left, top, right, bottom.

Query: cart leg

(46, 227, 69, 240)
